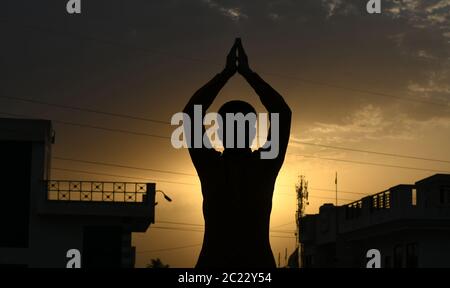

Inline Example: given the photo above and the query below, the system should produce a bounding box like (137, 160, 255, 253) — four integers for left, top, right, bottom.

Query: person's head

(217, 100, 257, 150)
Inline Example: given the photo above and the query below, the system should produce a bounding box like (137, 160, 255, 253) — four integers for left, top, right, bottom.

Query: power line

(3, 106, 449, 167)
(137, 236, 297, 254)
(0, 95, 170, 125)
(157, 220, 203, 227)
(156, 220, 295, 234)
(3, 112, 449, 179)
(53, 157, 363, 196)
(52, 155, 369, 196)
(1, 18, 449, 195)
(294, 154, 450, 173)
(51, 167, 359, 202)
(1, 17, 447, 108)
(307, 187, 367, 196)
(54, 156, 195, 177)
(136, 243, 202, 254)
(6, 96, 449, 166)
(152, 226, 203, 233)
(51, 167, 198, 186)
(272, 221, 296, 229)
(271, 235, 296, 239)
(53, 156, 368, 196)
(264, 72, 447, 107)
(54, 119, 171, 139)
(54, 156, 369, 197)
(292, 139, 450, 164)
(0, 110, 171, 140)
(52, 128, 447, 173)
(270, 230, 297, 234)
(277, 192, 356, 202)
(151, 226, 295, 238)
(4, 110, 447, 174)
(278, 183, 368, 195)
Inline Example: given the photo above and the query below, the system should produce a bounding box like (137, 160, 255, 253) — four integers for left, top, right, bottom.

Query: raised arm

(183, 43, 237, 169)
(236, 39, 292, 163)
(183, 43, 237, 116)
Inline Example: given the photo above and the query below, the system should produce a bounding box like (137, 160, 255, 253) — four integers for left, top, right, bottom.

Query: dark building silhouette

(0, 118, 155, 268)
(300, 174, 450, 268)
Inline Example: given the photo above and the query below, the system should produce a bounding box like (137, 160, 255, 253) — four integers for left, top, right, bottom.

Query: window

(345, 201, 362, 220)
(394, 245, 403, 268)
(411, 189, 417, 206)
(371, 191, 391, 212)
(406, 243, 418, 268)
(372, 195, 378, 211)
(385, 191, 391, 208)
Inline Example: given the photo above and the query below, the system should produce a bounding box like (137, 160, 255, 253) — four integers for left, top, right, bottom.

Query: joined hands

(223, 38, 253, 78)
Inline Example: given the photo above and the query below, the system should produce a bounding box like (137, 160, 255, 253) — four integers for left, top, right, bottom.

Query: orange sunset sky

(1, 0, 449, 267)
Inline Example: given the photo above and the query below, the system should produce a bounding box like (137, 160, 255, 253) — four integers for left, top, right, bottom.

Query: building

(0, 118, 156, 268)
(300, 174, 450, 268)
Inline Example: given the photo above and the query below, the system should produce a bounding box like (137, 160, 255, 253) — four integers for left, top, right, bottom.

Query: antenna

(296, 175, 309, 268)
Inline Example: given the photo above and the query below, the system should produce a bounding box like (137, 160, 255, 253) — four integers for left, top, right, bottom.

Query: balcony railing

(371, 189, 391, 211)
(345, 200, 363, 220)
(47, 180, 148, 203)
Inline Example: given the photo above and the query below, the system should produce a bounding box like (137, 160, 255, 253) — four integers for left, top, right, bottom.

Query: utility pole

(335, 171, 338, 206)
(335, 171, 340, 267)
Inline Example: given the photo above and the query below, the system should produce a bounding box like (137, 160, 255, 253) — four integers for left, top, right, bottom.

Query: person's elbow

(183, 101, 195, 115)
(285, 105, 292, 117)
(280, 103, 292, 120)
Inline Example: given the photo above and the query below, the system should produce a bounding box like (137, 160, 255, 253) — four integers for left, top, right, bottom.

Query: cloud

(416, 49, 436, 59)
(427, 13, 448, 24)
(306, 105, 389, 142)
(202, 0, 248, 21)
(408, 82, 450, 94)
(297, 104, 450, 145)
(319, 0, 361, 18)
(386, 5, 401, 16)
(268, 12, 281, 21)
(385, 0, 450, 28)
(426, 0, 450, 13)
(407, 68, 450, 103)
(322, 0, 343, 18)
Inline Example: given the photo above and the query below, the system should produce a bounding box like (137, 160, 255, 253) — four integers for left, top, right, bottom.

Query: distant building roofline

(415, 174, 450, 185)
(310, 175, 447, 213)
(0, 117, 53, 143)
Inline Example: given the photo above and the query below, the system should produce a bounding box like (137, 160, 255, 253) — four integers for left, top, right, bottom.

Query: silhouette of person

(183, 39, 292, 268)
